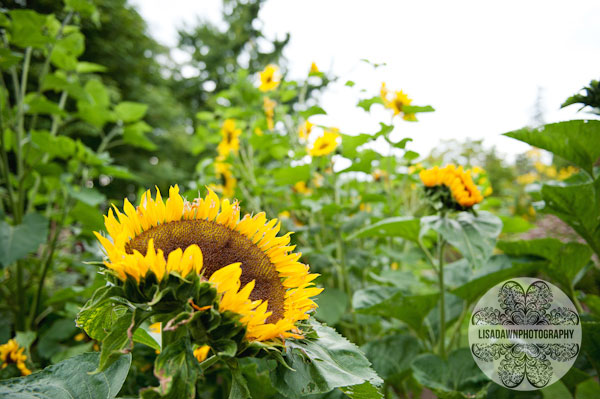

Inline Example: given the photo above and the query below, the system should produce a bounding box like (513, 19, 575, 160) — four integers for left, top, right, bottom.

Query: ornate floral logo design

(468, 278, 581, 391)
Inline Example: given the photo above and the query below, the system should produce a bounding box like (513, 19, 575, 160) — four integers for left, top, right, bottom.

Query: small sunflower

(217, 119, 242, 158)
(309, 62, 320, 74)
(381, 83, 417, 121)
(259, 64, 281, 92)
(309, 128, 340, 157)
(0, 339, 31, 376)
(263, 97, 276, 130)
(95, 186, 322, 342)
(293, 181, 312, 195)
(419, 164, 483, 209)
(298, 120, 314, 141)
(214, 161, 236, 198)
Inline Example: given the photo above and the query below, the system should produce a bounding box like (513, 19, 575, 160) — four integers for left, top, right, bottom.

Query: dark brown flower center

(126, 219, 285, 322)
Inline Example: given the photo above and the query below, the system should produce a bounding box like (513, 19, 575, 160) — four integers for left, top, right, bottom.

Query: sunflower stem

(438, 237, 446, 358)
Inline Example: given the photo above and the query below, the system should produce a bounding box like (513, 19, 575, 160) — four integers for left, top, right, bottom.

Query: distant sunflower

(381, 83, 417, 121)
(309, 128, 340, 156)
(419, 164, 483, 208)
(217, 119, 242, 158)
(259, 64, 281, 92)
(309, 62, 320, 74)
(298, 120, 314, 140)
(214, 161, 236, 198)
(95, 186, 322, 342)
(0, 339, 31, 376)
(263, 97, 276, 130)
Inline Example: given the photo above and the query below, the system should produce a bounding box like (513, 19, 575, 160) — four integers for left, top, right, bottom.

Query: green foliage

(0, 213, 48, 266)
(0, 352, 131, 398)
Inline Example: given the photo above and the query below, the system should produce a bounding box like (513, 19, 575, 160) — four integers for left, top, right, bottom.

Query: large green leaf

(0, 352, 131, 399)
(411, 349, 487, 398)
(0, 213, 48, 267)
(8, 10, 53, 49)
(123, 121, 156, 150)
(540, 178, 600, 255)
(314, 287, 348, 326)
(503, 120, 600, 176)
(576, 379, 600, 399)
(51, 31, 85, 71)
(273, 321, 382, 398)
(421, 211, 502, 268)
(152, 338, 200, 399)
(115, 101, 148, 123)
(347, 216, 420, 242)
(361, 334, 419, 382)
(353, 286, 438, 336)
(497, 238, 593, 288)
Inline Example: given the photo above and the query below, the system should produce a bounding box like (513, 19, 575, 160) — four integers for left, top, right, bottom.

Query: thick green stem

(438, 238, 446, 358)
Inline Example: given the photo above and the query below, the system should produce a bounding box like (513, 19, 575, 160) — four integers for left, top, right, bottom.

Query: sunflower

(214, 161, 236, 198)
(259, 64, 281, 92)
(0, 339, 31, 376)
(419, 165, 483, 208)
(95, 186, 322, 342)
(381, 83, 417, 121)
(309, 128, 340, 157)
(194, 345, 211, 362)
(309, 62, 320, 74)
(298, 120, 314, 140)
(263, 97, 276, 130)
(217, 119, 242, 158)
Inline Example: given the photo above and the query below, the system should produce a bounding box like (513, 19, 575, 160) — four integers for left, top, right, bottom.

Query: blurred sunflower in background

(258, 64, 281, 92)
(381, 82, 417, 121)
(0, 339, 31, 376)
(309, 128, 340, 156)
(419, 164, 484, 210)
(217, 119, 242, 158)
(95, 186, 322, 342)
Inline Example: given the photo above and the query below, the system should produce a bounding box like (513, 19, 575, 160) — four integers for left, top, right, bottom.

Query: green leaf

(273, 164, 311, 185)
(582, 321, 600, 376)
(8, 10, 52, 49)
(51, 31, 85, 71)
(353, 287, 438, 336)
(497, 238, 592, 287)
(314, 287, 348, 325)
(576, 379, 600, 399)
(421, 211, 502, 268)
(345, 80, 355, 87)
(362, 334, 419, 382)
(499, 215, 535, 234)
(229, 360, 251, 399)
(541, 178, 600, 255)
(0, 352, 131, 399)
(411, 349, 487, 398)
(132, 328, 160, 351)
(504, 120, 600, 176)
(357, 96, 384, 112)
(273, 320, 382, 398)
(153, 338, 200, 399)
(402, 105, 435, 113)
(67, 186, 106, 206)
(0, 48, 22, 69)
(340, 381, 383, 399)
(542, 381, 572, 399)
(65, 0, 100, 24)
(24, 94, 67, 116)
(76, 61, 107, 73)
(341, 133, 372, 158)
(299, 105, 326, 119)
(115, 101, 148, 123)
(31, 130, 77, 160)
(347, 216, 420, 242)
(97, 309, 149, 372)
(123, 121, 156, 150)
(0, 213, 48, 267)
(76, 285, 127, 341)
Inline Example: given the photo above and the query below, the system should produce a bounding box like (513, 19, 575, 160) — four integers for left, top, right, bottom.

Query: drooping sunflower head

(419, 164, 484, 210)
(95, 186, 322, 342)
(259, 64, 281, 92)
(309, 128, 340, 157)
(0, 339, 31, 376)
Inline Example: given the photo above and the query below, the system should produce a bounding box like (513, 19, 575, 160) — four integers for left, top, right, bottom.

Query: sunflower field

(1, 1, 600, 399)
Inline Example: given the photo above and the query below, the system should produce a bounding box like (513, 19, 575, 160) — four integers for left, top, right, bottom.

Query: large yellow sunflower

(95, 186, 322, 342)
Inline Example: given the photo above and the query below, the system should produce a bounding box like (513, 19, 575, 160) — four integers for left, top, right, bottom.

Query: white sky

(131, 0, 600, 158)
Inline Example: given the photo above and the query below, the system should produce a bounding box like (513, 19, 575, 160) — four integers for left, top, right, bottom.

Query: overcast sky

(131, 0, 600, 158)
